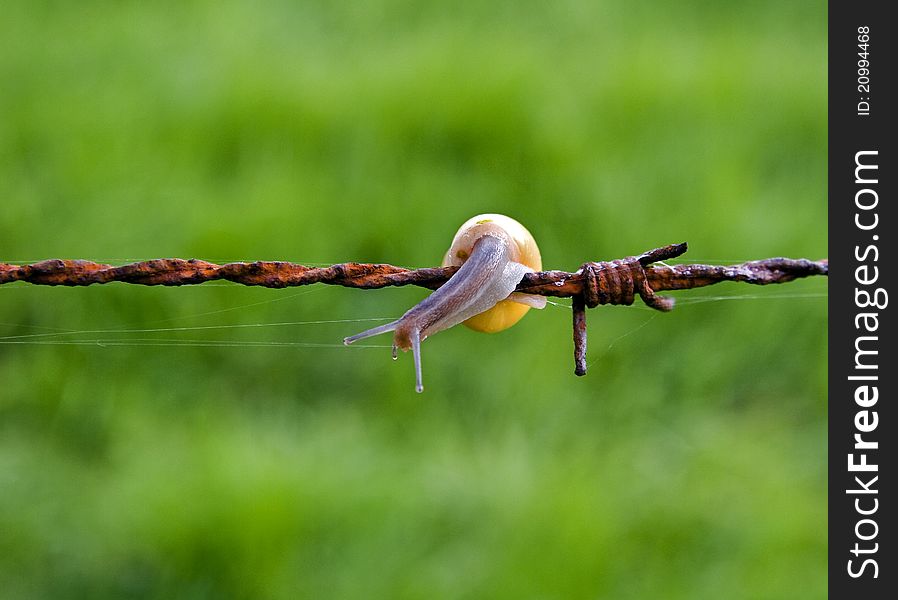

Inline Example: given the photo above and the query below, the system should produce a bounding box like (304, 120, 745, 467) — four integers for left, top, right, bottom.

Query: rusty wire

(0, 243, 828, 375)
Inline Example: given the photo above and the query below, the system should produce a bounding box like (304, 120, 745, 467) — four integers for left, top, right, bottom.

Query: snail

(344, 214, 545, 392)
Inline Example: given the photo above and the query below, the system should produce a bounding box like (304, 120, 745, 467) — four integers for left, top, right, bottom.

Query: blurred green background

(1, 1, 827, 598)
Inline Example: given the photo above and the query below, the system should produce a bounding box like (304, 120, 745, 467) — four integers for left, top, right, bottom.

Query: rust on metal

(0, 243, 828, 375)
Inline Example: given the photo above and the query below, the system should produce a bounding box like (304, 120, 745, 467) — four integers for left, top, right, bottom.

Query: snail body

(344, 214, 543, 392)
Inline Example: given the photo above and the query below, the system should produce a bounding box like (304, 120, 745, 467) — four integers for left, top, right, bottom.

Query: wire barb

(0, 244, 828, 376)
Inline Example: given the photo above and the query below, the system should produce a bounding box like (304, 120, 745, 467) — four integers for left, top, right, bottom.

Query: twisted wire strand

(0, 243, 827, 298)
(0, 243, 828, 376)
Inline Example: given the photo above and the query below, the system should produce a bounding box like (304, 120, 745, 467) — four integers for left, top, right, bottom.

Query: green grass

(1, 1, 826, 598)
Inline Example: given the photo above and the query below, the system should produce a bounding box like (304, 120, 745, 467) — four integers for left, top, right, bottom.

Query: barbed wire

(0, 243, 828, 375)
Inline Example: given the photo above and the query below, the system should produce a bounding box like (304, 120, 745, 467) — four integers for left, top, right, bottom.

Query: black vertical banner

(829, 0, 895, 597)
